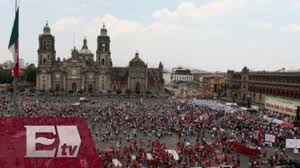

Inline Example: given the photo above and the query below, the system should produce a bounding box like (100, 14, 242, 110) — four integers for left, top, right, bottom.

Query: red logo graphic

(25, 125, 81, 158)
(0, 118, 103, 168)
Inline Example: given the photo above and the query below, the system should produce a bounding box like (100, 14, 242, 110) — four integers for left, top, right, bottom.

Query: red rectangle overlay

(0, 117, 103, 168)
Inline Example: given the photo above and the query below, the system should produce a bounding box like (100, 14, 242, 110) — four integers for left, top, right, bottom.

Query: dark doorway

(55, 84, 60, 91)
(72, 83, 77, 92)
(135, 82, 141, 94)
(88, 84, 93, 93)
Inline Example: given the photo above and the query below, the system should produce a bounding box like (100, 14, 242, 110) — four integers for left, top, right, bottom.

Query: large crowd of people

(0, 93, 299, 167)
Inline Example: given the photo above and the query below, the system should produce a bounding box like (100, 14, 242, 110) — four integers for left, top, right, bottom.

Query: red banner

(232, 143, 260, 156)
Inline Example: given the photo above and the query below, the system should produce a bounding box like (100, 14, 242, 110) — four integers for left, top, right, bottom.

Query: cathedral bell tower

(96, 24, 112, 67)
(38, 22, 56, 66)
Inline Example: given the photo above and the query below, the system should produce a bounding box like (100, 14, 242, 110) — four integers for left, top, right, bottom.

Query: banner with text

(265, 96, 300, 116)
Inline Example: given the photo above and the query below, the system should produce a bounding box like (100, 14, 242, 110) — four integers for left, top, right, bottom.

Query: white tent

(165, 150, 179, 160)
(79, 97, 87, 101)
(251, 105, 259, 111)
(112, 159, 122, 167)
(240, 107, 248, 111)
(146, 153, 153, 160)
(72, 102, 80, 106)
(272, 118, 284, 124)
(225, 102, 232, 106)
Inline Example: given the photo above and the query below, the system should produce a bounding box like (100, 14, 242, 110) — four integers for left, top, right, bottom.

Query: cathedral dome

(79, 37, 92, 55)
(79, 48, 92, 55)
(129, 52, 146, 67)
(43, 21, 51, 35)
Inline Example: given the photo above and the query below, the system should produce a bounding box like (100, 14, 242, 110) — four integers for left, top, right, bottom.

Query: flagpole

(13, 71, 17, 116)
(13, 0, 18, 116)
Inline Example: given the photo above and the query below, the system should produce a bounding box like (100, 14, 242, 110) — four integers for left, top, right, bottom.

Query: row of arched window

(54, 83, 93, 92)
(249, 76, 300, 84)
(249, 85, 300, 97)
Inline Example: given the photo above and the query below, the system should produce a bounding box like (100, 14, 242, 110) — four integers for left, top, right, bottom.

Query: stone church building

(36, 23, 164, 94)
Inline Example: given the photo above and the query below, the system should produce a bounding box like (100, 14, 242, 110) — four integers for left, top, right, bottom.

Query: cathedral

(36, 23, 164, 94)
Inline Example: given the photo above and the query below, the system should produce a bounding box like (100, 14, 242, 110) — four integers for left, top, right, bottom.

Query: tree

(146, 90, 152, 95)
(125, 89, 132, 95)
(0, 67, 13, 84)
(116, 89, 122, 95)
(24, 64, 37, 83)
(7, 87, 14, 92)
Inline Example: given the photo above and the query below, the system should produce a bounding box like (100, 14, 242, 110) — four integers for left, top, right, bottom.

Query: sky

(1, 0, 300, 72)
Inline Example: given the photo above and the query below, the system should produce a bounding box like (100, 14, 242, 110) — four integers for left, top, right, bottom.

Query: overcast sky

(1, 0, 300, 72)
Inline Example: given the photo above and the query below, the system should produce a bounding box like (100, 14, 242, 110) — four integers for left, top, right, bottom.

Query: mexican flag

(8, 7, 19, 79)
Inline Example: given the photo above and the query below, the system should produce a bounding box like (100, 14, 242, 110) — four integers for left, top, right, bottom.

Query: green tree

(0, 67, 13, 84)
(116, 90, 122, 94)
(125, 89, 132, 95)
(24, 64, 37, 83)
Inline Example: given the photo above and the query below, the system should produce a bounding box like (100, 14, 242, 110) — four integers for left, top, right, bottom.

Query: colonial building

(171, 67, 194, 82)
(201, 75, 225, 94)
(36, 23, 164, 94)
(227, 67, 300, 104)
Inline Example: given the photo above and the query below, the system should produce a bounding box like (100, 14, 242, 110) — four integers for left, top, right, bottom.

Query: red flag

(257, 129, 262, 145)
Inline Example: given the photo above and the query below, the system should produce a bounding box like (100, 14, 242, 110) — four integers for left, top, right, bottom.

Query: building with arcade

(227, 67, 300, 109)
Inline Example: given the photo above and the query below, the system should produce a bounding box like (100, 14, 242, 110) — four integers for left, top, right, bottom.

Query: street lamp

(246, 94, 251, 108)
(232, 92, 236, 102)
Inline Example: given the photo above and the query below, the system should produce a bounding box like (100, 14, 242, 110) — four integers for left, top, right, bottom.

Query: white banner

(286, 139, 295, 148)
(286, 139, 300, 148)
(297, 139, 300, 148)
(265, 134, 275, 143)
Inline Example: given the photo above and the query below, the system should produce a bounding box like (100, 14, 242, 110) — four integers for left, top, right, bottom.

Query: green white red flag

(8, 7, 19, 79)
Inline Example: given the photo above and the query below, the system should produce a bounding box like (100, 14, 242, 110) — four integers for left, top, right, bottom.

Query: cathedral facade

(36, 23, 164, 94)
